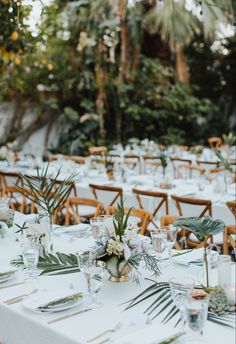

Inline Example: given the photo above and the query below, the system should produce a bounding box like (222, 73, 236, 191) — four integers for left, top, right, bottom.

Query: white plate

(22, 289, 83, 313)
(0, 266, 17, 284)
(54, 224, 90, 235)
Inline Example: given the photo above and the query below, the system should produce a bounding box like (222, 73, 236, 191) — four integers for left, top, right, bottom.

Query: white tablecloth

(0, 233, 235, 344)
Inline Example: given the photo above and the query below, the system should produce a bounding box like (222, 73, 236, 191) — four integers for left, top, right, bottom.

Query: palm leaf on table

(11, 251, 79, 275)
(173, 216, 225, 242)
(124, 279, 235, 328)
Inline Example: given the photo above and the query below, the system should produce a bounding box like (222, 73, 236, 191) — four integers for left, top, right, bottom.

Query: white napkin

(12, 211, 38, 232)
(172, 248, 204, 266)
(54, 224, 90, 234)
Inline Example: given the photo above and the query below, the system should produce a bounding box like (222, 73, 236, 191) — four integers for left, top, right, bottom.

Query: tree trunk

(175, 42, 189, 86)
(116, 0, 128, 142)
(95, 44, 106, 138)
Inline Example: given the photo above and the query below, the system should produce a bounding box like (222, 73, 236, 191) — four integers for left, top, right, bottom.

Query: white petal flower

(123, 243, 131, 261)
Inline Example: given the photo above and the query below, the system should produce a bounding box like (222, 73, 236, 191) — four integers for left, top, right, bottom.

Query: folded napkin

(172, 248, 204, 266)
(54, 224, 90, 234)
(23, 289, 82, 311)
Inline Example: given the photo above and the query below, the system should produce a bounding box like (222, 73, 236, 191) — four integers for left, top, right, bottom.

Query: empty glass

(90, 218, 102, 240)
(169, 276, 195, 329)
(22, 239, 39, 279)
(150, 229, 167, 259)
(184, 291, 209, 343)
(164, 227, 177, 265)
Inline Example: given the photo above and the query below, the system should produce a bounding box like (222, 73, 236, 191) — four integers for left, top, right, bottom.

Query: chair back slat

(89, 184, 123, 209)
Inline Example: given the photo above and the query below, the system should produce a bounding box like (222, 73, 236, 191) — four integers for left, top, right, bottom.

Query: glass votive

(217, 255, 232, 289)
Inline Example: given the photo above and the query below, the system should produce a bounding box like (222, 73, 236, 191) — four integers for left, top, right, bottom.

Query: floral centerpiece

(93, 199, 161, 283)
(16, 163, 77, 252)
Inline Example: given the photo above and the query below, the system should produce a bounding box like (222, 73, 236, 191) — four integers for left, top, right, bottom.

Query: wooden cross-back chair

(177, 165, 205, 179)
(196, 160, 220, 170)
(171, 157, 192, 178)
(2, 186, 26, 213)
(88, 146, 107, 156)
(222, 202, 236, 256)
(67, 156, 85, 164)
(171, 195, 212, 248)
(223, 226, 236, 255)
(208, 137, 222, 148)
(0, 171, 22, 192)
(226, 201, 236, 218)
(106, 206, 151, 235)
(65, 197, 104, 225)
(89, 184, 123, 210)
(171, 195, 212, 217)
(123, 154, 141, 171)
(132, 188, 169, 229)
(143, 156, 161, 174)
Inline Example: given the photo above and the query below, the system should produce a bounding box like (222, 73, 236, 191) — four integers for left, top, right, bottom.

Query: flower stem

(204, 242, 209, 288)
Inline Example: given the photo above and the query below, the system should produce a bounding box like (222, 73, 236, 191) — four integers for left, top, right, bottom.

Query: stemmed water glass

(22, 236, 39, 280)
(76, 250, 105, 308)
(169, 276, 195, 330)
(165, 226, 177, 266)
(150, 229, 167, 260)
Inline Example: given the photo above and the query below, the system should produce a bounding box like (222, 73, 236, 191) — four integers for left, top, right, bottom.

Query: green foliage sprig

(16, 163, 78, 219)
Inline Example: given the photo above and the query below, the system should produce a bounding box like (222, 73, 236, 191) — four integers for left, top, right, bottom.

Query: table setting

(1, 191, 236, 344)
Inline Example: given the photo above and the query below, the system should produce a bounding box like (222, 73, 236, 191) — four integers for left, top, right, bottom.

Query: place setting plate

(0, 266, 17, 284)
(53, 224, 90, 237)
(22, 289, 83, 314)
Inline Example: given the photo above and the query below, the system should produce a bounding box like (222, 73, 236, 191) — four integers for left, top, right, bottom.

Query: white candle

(225, 287, 236, 306)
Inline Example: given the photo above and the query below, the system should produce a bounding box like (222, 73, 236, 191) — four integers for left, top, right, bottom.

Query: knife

(48, 308, 92, 324)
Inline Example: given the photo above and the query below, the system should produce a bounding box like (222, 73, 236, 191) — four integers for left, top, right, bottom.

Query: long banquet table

(0, 231, 235, 344)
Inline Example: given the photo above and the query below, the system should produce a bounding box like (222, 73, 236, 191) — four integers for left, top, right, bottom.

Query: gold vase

(108, 265, 130, 283)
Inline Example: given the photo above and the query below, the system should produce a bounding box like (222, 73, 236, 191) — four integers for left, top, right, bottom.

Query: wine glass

(169, 276, 195, 329)
(184, 291, 209, 343)
(150, 229, 167, 260)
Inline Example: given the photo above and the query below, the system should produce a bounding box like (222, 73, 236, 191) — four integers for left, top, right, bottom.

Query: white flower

(106, 239, 124, 257)
(105, 217, 116, 238)
(123, 243, 131, 261)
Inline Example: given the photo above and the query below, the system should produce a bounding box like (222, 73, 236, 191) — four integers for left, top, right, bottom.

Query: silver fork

(4, 289, 38, 305)
(87, 322, 122, 343)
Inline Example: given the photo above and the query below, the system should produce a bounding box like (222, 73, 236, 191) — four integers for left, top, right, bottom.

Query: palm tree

(142, 0, 234, 85)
